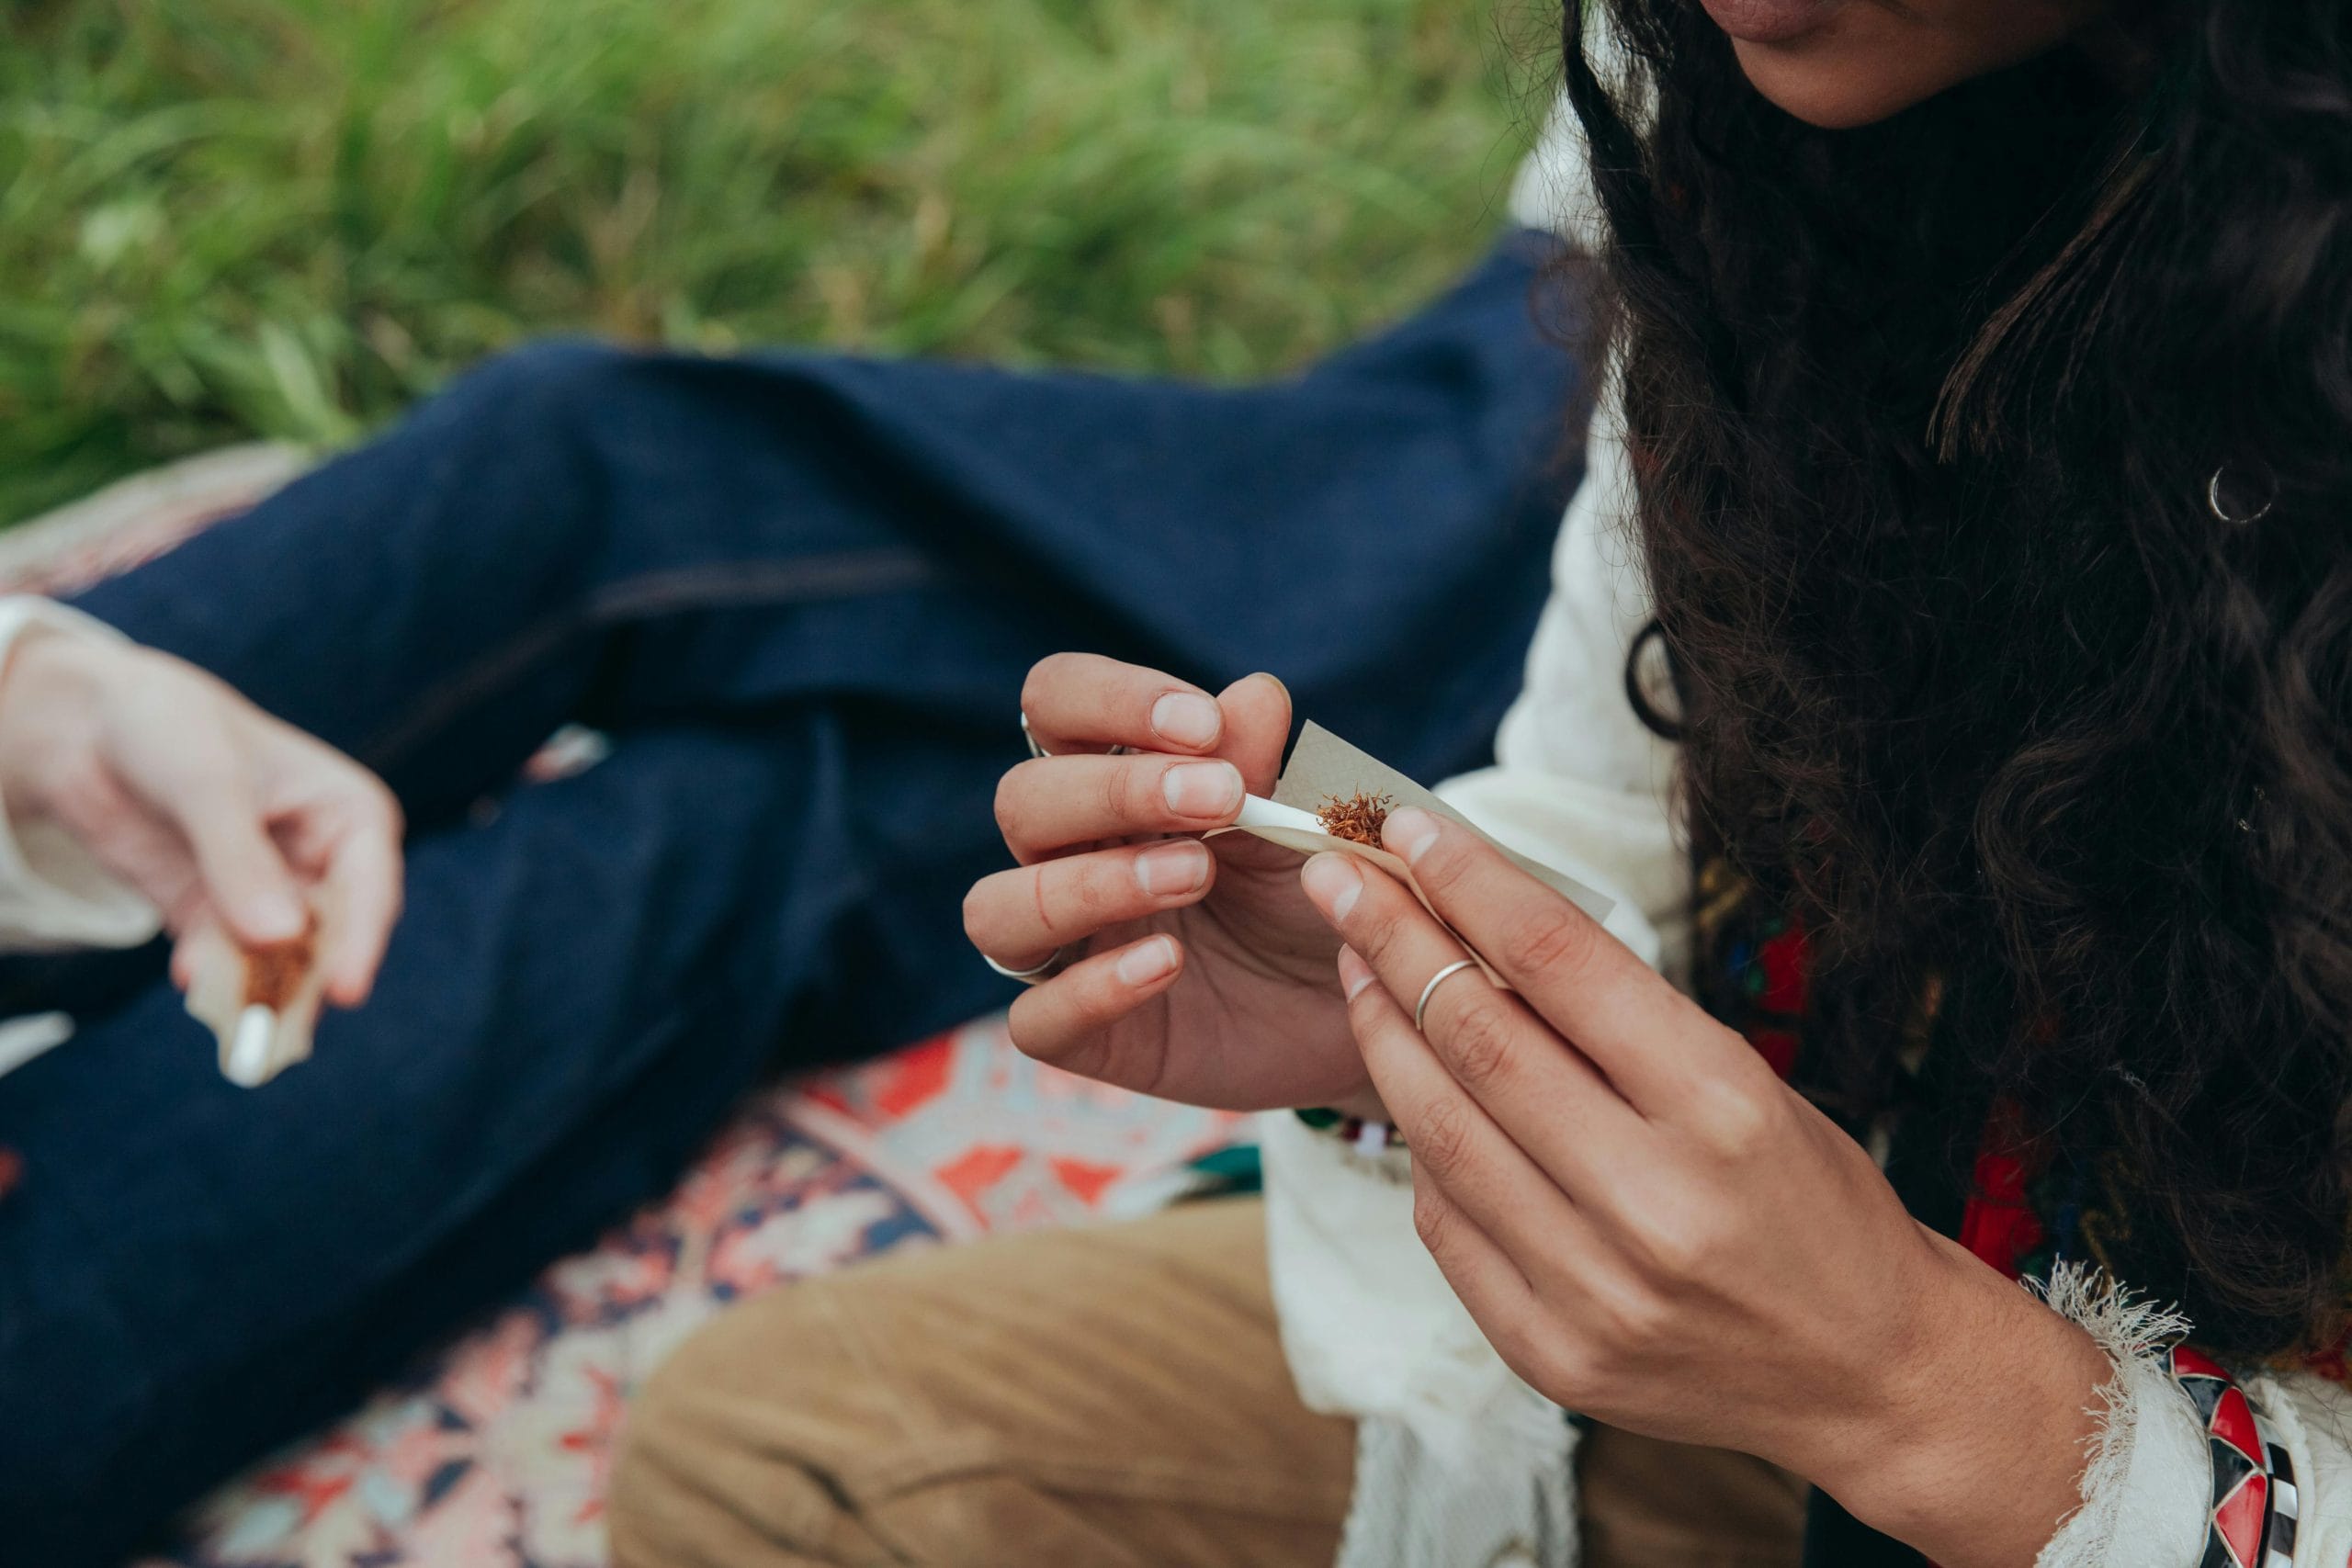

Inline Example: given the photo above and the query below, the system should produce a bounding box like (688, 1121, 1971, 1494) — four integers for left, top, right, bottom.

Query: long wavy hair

(1562, 0, 2352, 1357)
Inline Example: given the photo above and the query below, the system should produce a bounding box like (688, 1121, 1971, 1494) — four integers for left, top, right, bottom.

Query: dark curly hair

(1561, 0, 2352, 1358)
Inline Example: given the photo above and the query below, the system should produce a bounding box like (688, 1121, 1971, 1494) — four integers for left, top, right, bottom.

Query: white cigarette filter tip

(1236, 795, 1327, 835)
(225, 1005, 277, 1089)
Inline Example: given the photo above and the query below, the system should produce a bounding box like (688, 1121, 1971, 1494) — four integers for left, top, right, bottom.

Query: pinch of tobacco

(1317, 791, 1395, 847)
(243, 931, 317, 1011)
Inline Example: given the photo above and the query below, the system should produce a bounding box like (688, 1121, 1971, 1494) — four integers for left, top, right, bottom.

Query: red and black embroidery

(2168, 1345, 2298, 1568)
(1707, 880, 2311, 1568)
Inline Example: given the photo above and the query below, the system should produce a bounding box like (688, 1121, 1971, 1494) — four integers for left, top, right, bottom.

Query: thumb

(170, 784, 308, 947)
(1215, 671, 1292, 797)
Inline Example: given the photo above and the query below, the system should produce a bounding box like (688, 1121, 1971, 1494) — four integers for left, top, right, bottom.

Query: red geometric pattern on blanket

(135, 1017, 1247, 1568)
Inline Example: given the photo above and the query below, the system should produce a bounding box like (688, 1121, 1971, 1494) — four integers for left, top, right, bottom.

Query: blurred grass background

(0, 0, 1548, 526)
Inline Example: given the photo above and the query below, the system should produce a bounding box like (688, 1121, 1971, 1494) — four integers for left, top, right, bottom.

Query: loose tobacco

(1317, 790, 1395, 847)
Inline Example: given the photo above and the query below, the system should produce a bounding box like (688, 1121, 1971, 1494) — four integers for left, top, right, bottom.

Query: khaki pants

(610, 1197, 1804, 1568)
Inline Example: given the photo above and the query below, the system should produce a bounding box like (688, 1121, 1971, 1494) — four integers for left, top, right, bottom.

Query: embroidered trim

(2030, 1263, 2194, 1568)
(2165, 1346, 2297, 1567)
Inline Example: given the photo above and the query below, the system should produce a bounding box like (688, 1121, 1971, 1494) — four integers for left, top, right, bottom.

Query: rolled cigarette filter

(224, 1005, 277, 1089)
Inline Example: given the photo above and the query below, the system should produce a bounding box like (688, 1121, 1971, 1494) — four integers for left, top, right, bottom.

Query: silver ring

(984, 945, 1074, 985)
(1414, 959, 1480, 1034)
(1021, 709, 1129, 761)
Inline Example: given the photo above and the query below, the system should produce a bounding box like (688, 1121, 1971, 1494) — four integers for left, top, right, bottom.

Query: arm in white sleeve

(2029, 1261, 2352, 1568)
(0, 597, 163, 951)
(2021, 1267, 2208, 1568)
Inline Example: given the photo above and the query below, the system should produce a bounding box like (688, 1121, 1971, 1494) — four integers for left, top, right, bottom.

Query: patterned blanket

(139, 1021, 1246, 1568)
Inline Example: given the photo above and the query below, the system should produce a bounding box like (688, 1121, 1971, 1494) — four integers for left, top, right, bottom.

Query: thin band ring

(984, 946, 1073, 985)
(1414, 959, 1480, 1034)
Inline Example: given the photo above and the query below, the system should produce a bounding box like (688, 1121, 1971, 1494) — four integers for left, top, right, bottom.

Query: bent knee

(610, 1284, 898, 1568)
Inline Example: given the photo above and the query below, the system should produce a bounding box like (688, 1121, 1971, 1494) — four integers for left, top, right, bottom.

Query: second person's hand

(963, 653, 1374, 1112)
(0, 624, 405, 1008)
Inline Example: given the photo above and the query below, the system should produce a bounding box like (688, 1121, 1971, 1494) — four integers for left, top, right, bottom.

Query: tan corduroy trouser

(610, 1197, 1804, 1568)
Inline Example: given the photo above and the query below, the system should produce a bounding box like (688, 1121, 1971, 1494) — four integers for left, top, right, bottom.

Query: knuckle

(1544, 1338, 1615, 1408)
(1409, 838, 1477, 901)
(368, 782, 404, 839)
(1101, 762, 1140, 825)
(1438, 999, 1516, 1093)
(1348, 900, 1404, 966)
(1123, 759, 1183, 826)
(1690, 1077, 1778, 1159)
(1021, 653, 1077, 713)
(1003, 992, 1065, 1064)
(1631, 1200, 1720, 1280)
(1408, 1095, 1475, 1181)
(1479, 1312, 1540, 1377)
(1511, 1329, 1588, 1401)
(1640, 1224, 1702, 1280)
(992, 762, 1038, 837)
(1500, 906, 1600, 982)
(1411, 1189, 1456, 1257)
(1061, 862, 1117, 927)
(1595, 1280, 1674, 1351)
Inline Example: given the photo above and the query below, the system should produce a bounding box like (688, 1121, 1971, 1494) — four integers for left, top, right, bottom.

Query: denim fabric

(0, 230, 1583, 1565)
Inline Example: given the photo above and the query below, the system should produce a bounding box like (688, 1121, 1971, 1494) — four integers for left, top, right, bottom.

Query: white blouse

(1259, 116, 2329, 1568)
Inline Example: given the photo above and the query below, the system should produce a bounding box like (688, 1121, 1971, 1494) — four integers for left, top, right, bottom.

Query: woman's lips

(1697, 0, 1842, 45)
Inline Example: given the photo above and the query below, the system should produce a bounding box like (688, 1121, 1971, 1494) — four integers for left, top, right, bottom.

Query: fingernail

(1337, 944, 1376, 1000)
(1151, 693, 1222, 749)
(1383, 807, 1442, 865)
(1136, 841, 1210, 896)
(1162, 761, 1242, 818)
(1300, 852, 1361, 922)
(1116, 936, 1178, 987)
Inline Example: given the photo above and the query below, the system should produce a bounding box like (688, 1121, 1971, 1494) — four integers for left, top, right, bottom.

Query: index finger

(1020, 653, 1224, 757)
(1377, 807, 1757, 1116)
(319, 816, 403, 1007)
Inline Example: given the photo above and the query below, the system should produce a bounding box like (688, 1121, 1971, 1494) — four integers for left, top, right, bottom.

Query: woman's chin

(1730, 37, 1953, 129)
(1722, 0, 2119, 131)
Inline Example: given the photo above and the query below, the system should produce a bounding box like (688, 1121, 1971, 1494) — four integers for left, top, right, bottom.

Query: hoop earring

(2208, 465, 2276, 525)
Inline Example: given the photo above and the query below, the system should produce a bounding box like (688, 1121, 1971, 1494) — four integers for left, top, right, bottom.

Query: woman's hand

(0, 626, 404, 1007)
(1296, 808, 2109, 1568)
(963, 653, 1374, 1111)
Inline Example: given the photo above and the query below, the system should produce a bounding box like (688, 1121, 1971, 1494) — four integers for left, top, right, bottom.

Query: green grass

(0, 0, 1549, 526)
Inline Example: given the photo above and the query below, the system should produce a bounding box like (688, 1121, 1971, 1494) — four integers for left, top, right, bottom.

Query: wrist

(0, 627, 108, 821)
(1812, 1238, 2108, 1568)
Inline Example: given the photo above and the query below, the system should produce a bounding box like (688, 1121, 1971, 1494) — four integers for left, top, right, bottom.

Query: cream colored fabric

(0, 597, 160, 955)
